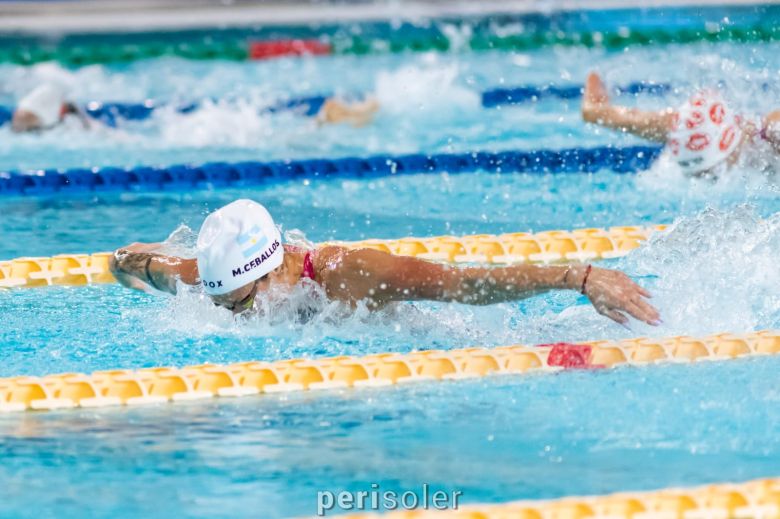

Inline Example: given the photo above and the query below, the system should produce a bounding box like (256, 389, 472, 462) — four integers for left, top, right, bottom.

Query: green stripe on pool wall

(1, 4, 779, 66)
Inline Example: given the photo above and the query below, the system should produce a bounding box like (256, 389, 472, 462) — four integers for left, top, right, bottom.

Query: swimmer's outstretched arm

(316, 98, 379, 127)
(316, 247, 660, 326)
(582, 72, 675, 142)
(12, 101, 90, 132)
(110, 243, 198, 294)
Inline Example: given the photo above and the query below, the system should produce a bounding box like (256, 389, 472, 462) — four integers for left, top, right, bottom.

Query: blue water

(3, 10, 780, 519)
(4, 358, 780, 519)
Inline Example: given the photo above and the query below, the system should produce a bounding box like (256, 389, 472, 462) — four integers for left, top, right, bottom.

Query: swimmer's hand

(582, 72, 611, 123)
(109, 242, 198, 295)
(583, 268, 660, 326)
(109, 248, 150, 291)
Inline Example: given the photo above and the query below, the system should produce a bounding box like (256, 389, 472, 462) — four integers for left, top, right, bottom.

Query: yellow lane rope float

(1, 330, 777, 412)
(336, 476, 780, 519)
(0, 224, 665, 289)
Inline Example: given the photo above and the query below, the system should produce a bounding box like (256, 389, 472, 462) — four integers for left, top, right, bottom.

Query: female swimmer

(581, 72, 780, 178)
(11, 83, 89, 132)
(110, 199, 660, 326)
(11, 83, 378, 133)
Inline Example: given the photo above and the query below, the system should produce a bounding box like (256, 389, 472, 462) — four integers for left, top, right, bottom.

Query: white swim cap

(667, 91, 743, 175)
(17, 83, 67, 127)
(196, 199, 284, 296)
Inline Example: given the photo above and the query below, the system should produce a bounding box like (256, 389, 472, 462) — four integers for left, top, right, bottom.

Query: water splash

(139, 205, 780, 359)
(625, 205, 780, 336)
(638, 146, 780, 200)
(374, 59, 480, 115)
(153, 98, 276, 147)
(158, 224, 199, 257)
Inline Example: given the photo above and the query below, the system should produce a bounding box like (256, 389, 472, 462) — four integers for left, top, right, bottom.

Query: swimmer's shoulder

(313, 244, 393, 280)
(314, 244, 398, 269)
(312, 245, 347, 272)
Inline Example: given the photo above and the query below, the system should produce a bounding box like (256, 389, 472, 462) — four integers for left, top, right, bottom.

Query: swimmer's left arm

(322, 247, 574, 306)
(321, 248, 660, 325)
(110, 242, 198, 295)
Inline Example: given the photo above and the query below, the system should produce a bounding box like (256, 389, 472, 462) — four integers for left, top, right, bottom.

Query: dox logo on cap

(236, 225, 269, 259)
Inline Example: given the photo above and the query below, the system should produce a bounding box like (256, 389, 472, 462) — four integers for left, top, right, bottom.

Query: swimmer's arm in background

(316, 98, 379, 127)
(318, 247, 660, 325)
(581, 72, 675, 142)
(110, 242, 198, 295)
(757, 110, 780, 152)
(11, 102, 90, 132)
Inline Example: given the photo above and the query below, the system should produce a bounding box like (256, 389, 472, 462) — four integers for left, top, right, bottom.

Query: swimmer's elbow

(177, 259, 200, 285)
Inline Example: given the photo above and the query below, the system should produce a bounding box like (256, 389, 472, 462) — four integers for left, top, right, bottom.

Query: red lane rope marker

(248, 39, 332, 60)
(543, 343, 605, 370)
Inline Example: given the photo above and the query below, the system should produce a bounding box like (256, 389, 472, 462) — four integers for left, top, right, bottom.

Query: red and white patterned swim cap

(667, 91, 743, 175)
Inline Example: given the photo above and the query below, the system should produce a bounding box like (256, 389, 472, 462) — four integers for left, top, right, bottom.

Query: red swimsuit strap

(284, 245, 317, 280)
(301, 251, 316, 280)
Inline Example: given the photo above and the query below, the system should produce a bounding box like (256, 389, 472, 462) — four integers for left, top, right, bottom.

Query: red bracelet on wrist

(580, 264, 592, 295)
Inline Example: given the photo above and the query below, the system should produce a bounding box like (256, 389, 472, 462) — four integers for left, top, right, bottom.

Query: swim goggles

(221, 275, 266, 313)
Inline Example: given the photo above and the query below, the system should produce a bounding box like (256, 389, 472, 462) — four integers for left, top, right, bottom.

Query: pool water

(4, 358, 780, 519)
(3, 8, 780, 519)
(1, 40, 780, 171)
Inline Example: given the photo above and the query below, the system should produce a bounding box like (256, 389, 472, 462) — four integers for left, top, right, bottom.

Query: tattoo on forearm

(114, 251, 159, 278)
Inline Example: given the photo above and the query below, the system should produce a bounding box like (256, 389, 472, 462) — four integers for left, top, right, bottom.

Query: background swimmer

(582, 72, 780, 178)
(11, 82, 378, 133)
(110, 199, 660, 326)
(11, 83, 89, 132)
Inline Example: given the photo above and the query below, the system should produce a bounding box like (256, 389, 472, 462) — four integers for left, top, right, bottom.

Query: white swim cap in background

(17, 83, 67, 127)
(667, 91, 743, 175)
(196, 199, 284, 296)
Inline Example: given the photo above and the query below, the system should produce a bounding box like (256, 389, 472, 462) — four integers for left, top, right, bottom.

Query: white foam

(154, 98, 276, 148)
(625, 206, 780, 336)
(374, 60, 480, 115)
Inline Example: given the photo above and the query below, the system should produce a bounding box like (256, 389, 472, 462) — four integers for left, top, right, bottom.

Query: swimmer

(317, 98, 379, 127)
(11, 83, 89, 133)
(110, 199, 660, 326)
(11, 84, 377, 131)
(581, 72, 780, 178)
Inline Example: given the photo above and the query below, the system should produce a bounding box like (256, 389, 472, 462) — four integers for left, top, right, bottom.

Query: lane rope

(481, 81, 672, 108)
(0, 95, 329, 127)
(0, 82, 671, 127)
(0, 224, 664, 289)
(338, 476, 780, 519)
(1, 330, 777, 412)
(1, 20, 778, 66)
(0, 145, 663, 197)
